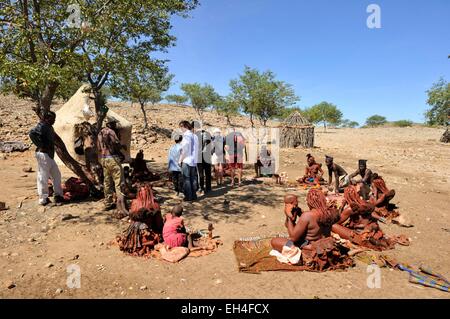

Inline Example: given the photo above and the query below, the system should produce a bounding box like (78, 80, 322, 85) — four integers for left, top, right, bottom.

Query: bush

(392, 120, 413, 127)
(365, 115, 387, 127)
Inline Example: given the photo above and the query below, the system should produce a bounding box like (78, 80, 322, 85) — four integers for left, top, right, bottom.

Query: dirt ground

(0, 99, 449, 299)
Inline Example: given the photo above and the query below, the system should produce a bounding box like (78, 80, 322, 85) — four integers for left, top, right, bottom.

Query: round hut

(279, 111, 314, 148)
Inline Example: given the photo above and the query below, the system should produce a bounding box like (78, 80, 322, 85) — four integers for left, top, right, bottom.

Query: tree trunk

(140, 102, 149, 129)
(54, 134, 101, 193)
(323, 121, 327, 132)
(226, 115, 232, 126)
(249, 113, 255, 127)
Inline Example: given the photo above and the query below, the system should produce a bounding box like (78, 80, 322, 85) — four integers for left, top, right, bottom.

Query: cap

(359, 159, 367, 165)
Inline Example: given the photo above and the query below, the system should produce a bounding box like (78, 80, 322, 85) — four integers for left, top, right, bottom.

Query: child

(168, 134, 183, 196)
(163, 205, 188, 248)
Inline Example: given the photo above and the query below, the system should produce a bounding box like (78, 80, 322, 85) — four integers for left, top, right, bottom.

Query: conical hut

(53, 85, 132, 164)
(279, 111, 314, 148)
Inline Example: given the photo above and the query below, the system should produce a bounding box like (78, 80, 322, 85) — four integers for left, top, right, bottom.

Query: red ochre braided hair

(344, 185, 374, 213)
(307, 189, 339, 227)
(372, 174, 389, 194)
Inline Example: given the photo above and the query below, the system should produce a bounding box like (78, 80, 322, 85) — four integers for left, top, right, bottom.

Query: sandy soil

(0, 97, 449, 299)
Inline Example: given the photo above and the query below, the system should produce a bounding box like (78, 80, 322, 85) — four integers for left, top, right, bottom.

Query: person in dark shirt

(29, 111, 64, 206)
(193, 121, 212, 194)
(348, 159, 373, 200)
(325, 155, 349, 194)
(97, 118, 128, 217)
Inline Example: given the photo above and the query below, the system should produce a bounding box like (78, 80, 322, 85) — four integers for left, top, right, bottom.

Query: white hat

(213, 128, 222, 134)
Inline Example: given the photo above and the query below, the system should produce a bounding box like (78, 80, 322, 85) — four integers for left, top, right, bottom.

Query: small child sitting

(162, 205, 188, 248)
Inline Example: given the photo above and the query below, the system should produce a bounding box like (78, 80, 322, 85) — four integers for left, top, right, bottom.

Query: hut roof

(281, 111, 312, 128)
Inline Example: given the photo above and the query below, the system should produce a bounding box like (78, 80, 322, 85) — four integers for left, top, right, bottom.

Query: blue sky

(161, 0, 450, 124)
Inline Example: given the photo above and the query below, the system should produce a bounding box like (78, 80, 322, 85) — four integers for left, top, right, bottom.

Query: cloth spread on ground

(233, 237, 354, 273)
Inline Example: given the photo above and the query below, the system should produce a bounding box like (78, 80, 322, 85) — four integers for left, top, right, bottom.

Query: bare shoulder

(299, 211, 314, 222)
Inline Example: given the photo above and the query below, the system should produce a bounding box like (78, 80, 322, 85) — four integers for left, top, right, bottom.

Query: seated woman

(298, 154, 324, 185)
(332, 185, 402, 250)
(336, 184, 376, 227)
(370, 173, 396, 209)
(162, 205, 190, 248)
(131, 150, 159, 182)
(270, 190, 347, 268)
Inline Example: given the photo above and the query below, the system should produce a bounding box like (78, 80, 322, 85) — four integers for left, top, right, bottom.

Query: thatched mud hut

(279, 111, 314, 148)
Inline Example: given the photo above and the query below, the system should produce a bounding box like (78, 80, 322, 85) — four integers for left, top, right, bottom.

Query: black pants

(170, 171, 183, 194)
(197, 162, 212, 192)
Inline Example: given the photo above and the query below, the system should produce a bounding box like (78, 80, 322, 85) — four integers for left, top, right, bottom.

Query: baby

(162, 205, 188, 248)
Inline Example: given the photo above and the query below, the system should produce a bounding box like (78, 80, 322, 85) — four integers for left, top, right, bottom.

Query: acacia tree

(214, 95, 240, 126)
(304, 102, 343, 131)
(0, 0, 198, 186)
(365, 115, 387, 127)
(230, 66, 298, 127)
(165, 94, 188, 106)
(112, 67, 173, 130)
(180, 83, 219, 121)
(425, 78, 449, 126)
(340, 119, 359, 128)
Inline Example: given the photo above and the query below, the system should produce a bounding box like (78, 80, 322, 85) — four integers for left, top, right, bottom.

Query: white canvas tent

(54, 85, 132, 164)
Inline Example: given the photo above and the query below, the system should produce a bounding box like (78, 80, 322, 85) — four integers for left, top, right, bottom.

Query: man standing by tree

(97, 118, 128, 217)
(193, 121, 212, 194)
(29, 111, 65, 206)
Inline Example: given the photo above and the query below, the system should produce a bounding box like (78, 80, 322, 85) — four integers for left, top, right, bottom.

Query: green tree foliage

(230, 66, 299, 127)
(181, 83, 220, 121)
(392, 120, 413, 127)
(340, 119, 360, 128)
(0, 0, 198, 121)
(166, 94, 188, 106)
(111, 67, 173, 129)
(425, 78, 450, 126)
(0, 0, 198, 185)
(304, 102, 343, 131)
(365, 115, 388, 127)
(214, 95, 240, 126)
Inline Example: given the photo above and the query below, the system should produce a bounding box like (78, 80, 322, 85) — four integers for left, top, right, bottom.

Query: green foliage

(0, 0, 198, 118)
(425, 78, 450, 126)
(340, 119, 360, 128)
(392, 120, 413, 127)
(365, 115, 387, 127)
(166, 94, 188, 106)
(181, 83, 220, 120)
(304, 102, 343, 131)
(214, 95, 240, 125)
(111, 67, 173, 128)
(230, 66, 299, 126)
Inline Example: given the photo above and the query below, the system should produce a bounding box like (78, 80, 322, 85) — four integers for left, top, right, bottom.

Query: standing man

(97, 118, 128, 217)
(29, 111, 65, 206)
(179, 121, 197, 202)
(193, 121, 212, 194)
(349, 159, 373, 200)
(226, 128, 247, 187)
(325, 155, 349, 194)
(168, 134, 183, 196)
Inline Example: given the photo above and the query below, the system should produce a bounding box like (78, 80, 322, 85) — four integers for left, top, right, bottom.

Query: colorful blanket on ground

(233, 237, 354, 274)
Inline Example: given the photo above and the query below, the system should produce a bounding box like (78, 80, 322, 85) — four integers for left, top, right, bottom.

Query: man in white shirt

(178, 121, 198, 201)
